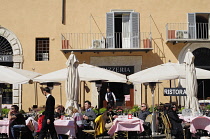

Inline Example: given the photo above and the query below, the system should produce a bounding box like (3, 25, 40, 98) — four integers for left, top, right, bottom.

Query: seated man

(138, 103, 151, 136)
(8, 105, 27, 139)
(138, 103, 150, 121)
(83, 100, 96, 130)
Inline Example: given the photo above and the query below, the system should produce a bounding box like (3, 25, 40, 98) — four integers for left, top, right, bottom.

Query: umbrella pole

(83, 81, 85, 106)
(34, 83, 36, 106)
(170, 80, 172, 103)
(60, 85, 62, 105)
(158, 84, 159, 105)
(203, 81, 205, 105)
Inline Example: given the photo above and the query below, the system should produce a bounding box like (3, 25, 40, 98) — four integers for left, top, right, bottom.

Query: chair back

(145, 114, 152, 123)
(94, 112, 107, 136)
(160, 112, 171, 129)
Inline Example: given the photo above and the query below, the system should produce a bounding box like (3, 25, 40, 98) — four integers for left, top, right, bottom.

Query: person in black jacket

(39, 87, 58, 139)
(167, 104, 184, 139)
(138, 103, 151, 121)
(8, 105, 28, 139)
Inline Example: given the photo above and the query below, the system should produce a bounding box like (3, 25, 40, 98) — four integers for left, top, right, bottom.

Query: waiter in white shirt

(105, 88, 116, 107)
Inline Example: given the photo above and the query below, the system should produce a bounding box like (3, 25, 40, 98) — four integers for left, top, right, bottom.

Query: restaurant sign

(164, 88, 187, 96)
(99, 66, 134, 74)
(0, 55, 13, 62)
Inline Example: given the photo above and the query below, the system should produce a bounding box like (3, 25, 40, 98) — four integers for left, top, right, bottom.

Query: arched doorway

(0, 27, 23, 108)
(193, 48, 210, 100)
(0, 36, 13, 104)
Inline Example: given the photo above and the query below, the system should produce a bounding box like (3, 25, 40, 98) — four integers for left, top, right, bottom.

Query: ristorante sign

(164, 88, 187, 96)
(99, 66, 134, 74)
(0, 55, 13, 62)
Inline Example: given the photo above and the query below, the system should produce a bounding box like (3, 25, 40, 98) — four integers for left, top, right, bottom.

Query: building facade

(0, 0, 210, 110)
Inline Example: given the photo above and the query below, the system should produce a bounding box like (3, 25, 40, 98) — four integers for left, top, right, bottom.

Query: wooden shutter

(188, 13, 196, 39)
(106, 12, 115, 48)
(130, 12, 140, 48)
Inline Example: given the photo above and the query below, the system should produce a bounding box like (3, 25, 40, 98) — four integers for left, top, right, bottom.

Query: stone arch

(178, 43, 210, 106)
(0, 26, 23, 108)
(178, 43, 210, 64)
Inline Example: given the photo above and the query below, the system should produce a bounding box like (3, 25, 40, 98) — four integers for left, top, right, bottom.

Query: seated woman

(105, 105, 117, 129)
(33, 112, 45, 137)
(72, 108, 84, 139)
(54, 105, 62, 119)
(167, 104, 184, 139)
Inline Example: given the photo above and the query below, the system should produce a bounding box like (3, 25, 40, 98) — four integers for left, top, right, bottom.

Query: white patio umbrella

(0, 65, 41, 84)
(128, 62, 210, 84)
(65, 52, 80, 112)
(184, 49, 200, 114)
(33, 64, 127, 83)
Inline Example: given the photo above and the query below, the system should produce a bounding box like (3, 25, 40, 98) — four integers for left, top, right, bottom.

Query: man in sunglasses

(138, 103, 150, 121)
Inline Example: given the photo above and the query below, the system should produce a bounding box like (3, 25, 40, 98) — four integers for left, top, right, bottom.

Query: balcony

(166, 23, 210, 43)
(61, 32, 153, 53)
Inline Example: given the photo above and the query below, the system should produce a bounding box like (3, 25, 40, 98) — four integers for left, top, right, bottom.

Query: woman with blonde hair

(72, 108, 83, 138)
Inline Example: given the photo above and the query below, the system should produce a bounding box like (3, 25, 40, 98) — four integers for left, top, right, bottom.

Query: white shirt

(105, 92, 116, 102)
(46, 94, 51, 99)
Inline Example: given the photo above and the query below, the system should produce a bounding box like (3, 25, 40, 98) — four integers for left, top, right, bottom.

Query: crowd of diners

(6, 87, 210, 139)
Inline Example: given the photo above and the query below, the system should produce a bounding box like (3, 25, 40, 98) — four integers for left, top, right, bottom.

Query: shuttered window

(106, 12, 115, 48)
(130, 12, 140, 48)
(188, 13, 196, 39)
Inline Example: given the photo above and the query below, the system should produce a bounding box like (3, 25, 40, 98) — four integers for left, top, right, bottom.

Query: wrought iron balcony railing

(61, 32, 152, 51)
(166, 23, 210, 41)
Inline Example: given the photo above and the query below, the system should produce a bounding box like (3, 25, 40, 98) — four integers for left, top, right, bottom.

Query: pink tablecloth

(0, 120, 9, 134)
(0, 119, 76, 138)
(54, 119, 75, 137)
(107, 116, 144, 136)
(190, 116, 210, 134)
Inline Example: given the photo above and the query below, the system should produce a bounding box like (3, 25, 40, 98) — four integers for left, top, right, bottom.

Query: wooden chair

(161, 112, 172, 139)
(160, 112, 172, 139)
(137, 114, 152, 139)
(113, 131, 128, 139)
(145, 114, 152, 123)
(83, 112, 108, 139)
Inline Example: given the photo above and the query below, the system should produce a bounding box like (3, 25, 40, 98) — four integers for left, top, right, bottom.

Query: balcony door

(188, 13, 210, 39)
(122, 14, 130, 48)
(106, 11, 139, 48)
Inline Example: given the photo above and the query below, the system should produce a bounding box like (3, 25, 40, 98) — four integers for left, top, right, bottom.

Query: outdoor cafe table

(190, 116, 210, 134)
(107, 116, 144, 136)
(0, 119, 76, 138)
(54, 119, 76, 138)
(0, 120, 9, 134)
(179, 114, 210, 133)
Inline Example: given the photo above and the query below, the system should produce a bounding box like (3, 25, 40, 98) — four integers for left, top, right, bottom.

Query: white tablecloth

(0, 120, 9, 134)
(54, 119, 76, 137)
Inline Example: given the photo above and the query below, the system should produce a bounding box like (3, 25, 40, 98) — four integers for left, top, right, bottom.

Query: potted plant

(99, 108, 107, 114)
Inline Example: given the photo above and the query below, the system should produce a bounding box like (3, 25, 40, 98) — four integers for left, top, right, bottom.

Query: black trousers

(107, 101, 114, 107)
(38, 119, 58, 139)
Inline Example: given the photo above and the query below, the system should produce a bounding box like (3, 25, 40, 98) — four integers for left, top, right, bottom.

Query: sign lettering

(100, 66, 134, 75)
(0, 55, 13, 62)
(164, 88, 187, 96)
